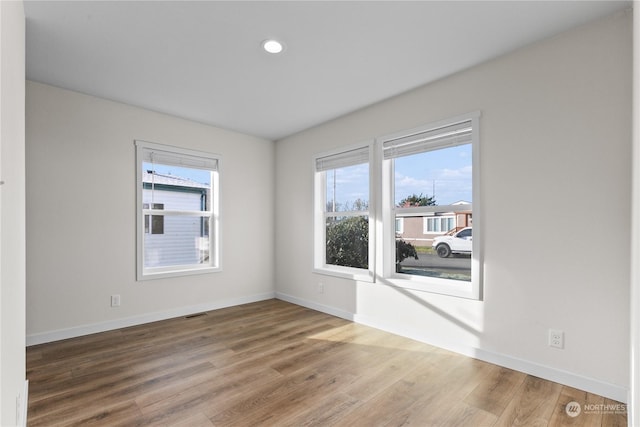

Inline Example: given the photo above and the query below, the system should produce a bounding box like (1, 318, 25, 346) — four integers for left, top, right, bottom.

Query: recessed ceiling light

(262, 39, 284, 54)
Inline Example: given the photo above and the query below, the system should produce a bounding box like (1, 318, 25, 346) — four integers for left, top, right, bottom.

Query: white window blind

(383, 120, 472, 159)
(137, 141, 219, 171)
(315, 146, 369, 171)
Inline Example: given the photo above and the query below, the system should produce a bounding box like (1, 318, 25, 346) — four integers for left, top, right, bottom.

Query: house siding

(142, 188, 209, 267)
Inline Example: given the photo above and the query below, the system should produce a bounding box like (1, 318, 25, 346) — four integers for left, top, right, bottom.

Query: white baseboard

(26, 292, 275, 346)
(275, 293, 628, 404)
(469, 347, 627, 404)
(275, 292, 355, 321)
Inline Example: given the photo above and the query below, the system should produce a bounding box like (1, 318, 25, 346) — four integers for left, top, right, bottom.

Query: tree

(348, 198, 368, 211)
(326, 198, 368, 213)
(398, 193, 436, 207)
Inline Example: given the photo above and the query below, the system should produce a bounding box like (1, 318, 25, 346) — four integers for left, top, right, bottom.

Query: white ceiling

(24, 1, 631, 141)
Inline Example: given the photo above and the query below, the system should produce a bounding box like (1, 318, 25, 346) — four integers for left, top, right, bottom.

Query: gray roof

(143, 171, 208, 189)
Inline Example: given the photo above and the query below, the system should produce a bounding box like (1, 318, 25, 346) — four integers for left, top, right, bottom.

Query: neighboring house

(396, 201, 472, 247)
(142, 170, 211, 268)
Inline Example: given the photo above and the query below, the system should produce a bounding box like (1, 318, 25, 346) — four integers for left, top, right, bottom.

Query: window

(382, 113, 481, 298)
(424, 216, 455, 233)
(314, 144, 373, 281)
(312, 113, 481, 298)
(135, 140, 220, 280)
(144, 203, 164, 234)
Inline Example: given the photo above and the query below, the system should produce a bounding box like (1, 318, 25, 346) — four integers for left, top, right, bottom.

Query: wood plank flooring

(26, 299, 627, 426)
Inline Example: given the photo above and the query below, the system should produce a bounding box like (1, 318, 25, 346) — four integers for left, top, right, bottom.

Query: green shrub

(326, 216, 368, 269)
(396, 239, 418, 272)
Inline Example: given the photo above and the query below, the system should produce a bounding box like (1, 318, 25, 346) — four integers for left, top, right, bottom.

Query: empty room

(1, 1, 639, 426)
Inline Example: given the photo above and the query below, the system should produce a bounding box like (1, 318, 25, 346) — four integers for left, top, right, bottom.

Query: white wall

(0, 1, 27, 425)
(275, 10, 632, 401)
(26, 82, 275, 342)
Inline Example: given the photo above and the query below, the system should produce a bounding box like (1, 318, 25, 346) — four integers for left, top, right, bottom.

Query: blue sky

(328, 144, 472, 209)
(394, 144, 472, 205)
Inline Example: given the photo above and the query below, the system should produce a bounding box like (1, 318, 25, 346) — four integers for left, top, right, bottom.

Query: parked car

(432, 227, 472, 258)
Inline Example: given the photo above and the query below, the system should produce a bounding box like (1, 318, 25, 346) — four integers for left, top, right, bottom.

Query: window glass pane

(142, 160, 213, 271)
(394, 143, 472, 281)
(144, 215, 211, 268)
(143, 162, 212, 211)
(396, 214, 471, 281)
(394, 144, 472, 206)
(326, 215, 369, 269)
(325, 163, 369, 212)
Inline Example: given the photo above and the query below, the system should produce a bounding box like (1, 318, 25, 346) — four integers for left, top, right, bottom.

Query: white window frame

(313, 142, 375, 282)
(379, 112, 482, 299)
(135, 140, 221, 281)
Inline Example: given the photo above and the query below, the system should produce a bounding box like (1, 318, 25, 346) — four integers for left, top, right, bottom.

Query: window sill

(137, 265, 221, 281)
(383, 274, 480, 300)
(313, 266, 374, 283)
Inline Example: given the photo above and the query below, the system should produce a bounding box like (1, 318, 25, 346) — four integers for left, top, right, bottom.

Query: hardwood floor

(26, 299, 627, 426)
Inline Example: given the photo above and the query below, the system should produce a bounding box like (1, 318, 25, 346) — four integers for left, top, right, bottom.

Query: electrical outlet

(111, 294, 121, 307)
(549, 329, 564, 349)
(317, 282, 324, 294)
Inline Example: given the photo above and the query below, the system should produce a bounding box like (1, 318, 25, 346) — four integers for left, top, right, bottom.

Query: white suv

(432, 227, 472, 258)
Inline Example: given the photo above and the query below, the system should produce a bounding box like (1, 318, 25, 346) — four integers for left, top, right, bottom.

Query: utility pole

(332, 169, 336, 212)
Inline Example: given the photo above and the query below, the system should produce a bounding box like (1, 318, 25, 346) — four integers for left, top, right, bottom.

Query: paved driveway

(398, 252, 471, 280)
